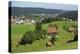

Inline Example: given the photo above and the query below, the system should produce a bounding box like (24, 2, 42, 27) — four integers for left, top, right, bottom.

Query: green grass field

(11, 21, 78, 53)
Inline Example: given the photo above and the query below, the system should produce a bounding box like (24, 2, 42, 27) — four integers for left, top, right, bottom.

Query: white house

(15, 19, 24, 24)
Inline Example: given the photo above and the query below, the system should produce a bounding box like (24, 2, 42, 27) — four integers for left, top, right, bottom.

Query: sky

(10, 1, 78, 10)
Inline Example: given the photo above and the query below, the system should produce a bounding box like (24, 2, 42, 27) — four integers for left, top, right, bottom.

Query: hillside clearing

(11, 21, 78, 53)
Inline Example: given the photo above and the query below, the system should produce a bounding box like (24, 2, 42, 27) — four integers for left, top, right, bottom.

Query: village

(10, 14, 73, 25)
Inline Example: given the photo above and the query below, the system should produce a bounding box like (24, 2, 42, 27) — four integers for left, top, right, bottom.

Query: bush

(19, 31, 35, 45)
(42, 18, 64, 24)
(34, 30, 47, 40)
(35, 21, 42, 31)
(63, 25, 69, 30)
(18, 29, 47, 46)
(42, 30, 47, 38)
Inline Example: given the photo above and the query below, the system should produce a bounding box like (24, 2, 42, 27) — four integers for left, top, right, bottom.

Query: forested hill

(9, 7, 78, 21)
(9, 7, 64, 16)
(57, 11, 78, 21)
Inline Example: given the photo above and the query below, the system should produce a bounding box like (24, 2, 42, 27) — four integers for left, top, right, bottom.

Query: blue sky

(10, 1, 78, 10)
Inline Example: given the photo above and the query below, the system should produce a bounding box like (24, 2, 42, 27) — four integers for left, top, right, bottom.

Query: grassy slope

(11, 21, 78, 53)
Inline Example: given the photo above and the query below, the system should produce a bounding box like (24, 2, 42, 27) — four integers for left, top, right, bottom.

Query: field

(11, 21, 78, 53)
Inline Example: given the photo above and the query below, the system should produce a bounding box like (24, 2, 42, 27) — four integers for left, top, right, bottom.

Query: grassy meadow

(11, 21, 78, 53)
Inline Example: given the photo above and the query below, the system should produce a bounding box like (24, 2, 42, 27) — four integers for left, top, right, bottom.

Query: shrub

(18, 29, 47, 46)
(63, 25, 69, 30)
(18, 31, 35, 45)
(42, 30, 47, 38)
(35, 21, 42, 31)
(34, 30, 47, 40)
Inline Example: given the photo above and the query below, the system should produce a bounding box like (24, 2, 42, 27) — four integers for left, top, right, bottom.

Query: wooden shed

(47, 24, 58, 35)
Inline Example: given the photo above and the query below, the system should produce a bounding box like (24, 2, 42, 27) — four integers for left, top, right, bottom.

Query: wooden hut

(46, 24, 58, 46)
(47, 24, 58, 36)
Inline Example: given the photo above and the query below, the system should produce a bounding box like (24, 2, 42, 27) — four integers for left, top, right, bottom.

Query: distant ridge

(9, 7, 64, 16)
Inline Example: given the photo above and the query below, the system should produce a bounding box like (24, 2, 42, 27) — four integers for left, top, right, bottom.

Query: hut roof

(47, 24, 58, 33)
